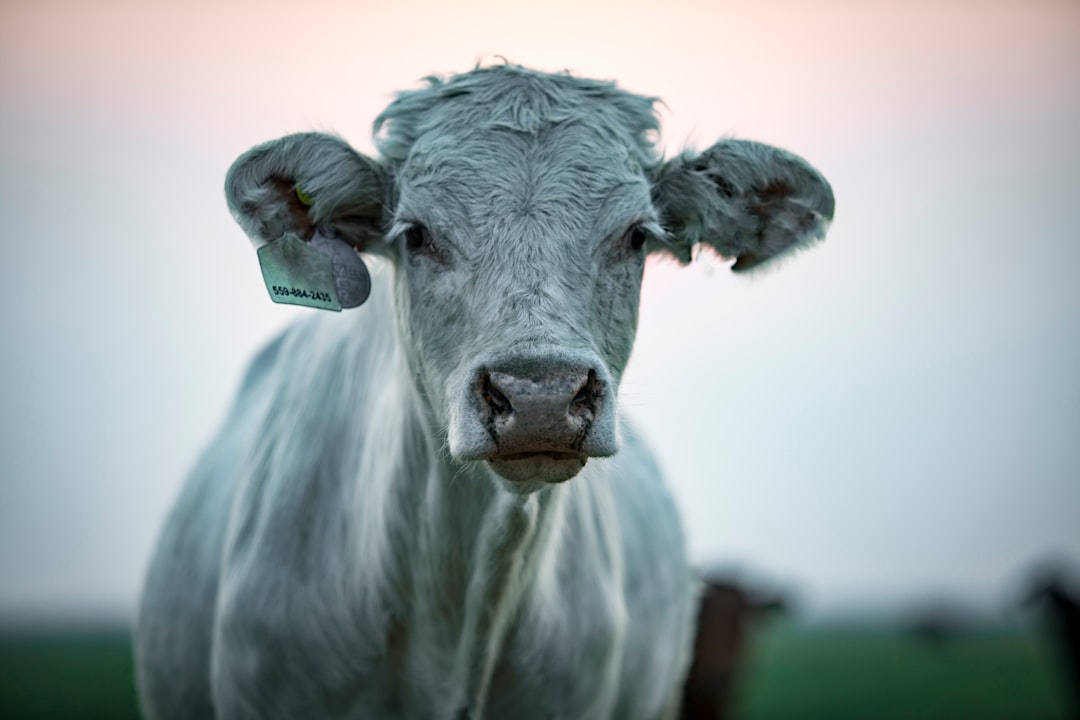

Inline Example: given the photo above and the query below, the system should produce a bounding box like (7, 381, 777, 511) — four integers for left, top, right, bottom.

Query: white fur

(137, 271, 696, 719)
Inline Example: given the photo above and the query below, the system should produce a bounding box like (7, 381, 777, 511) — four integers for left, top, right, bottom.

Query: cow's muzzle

(449, 351, 618, 485)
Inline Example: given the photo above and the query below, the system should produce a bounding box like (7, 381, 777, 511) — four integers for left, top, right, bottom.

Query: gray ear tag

(310, 231, 371, 308)
(257, 231, 371, 311)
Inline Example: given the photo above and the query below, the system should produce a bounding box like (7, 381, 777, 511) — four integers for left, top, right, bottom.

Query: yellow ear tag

(295, 187, 314, 206)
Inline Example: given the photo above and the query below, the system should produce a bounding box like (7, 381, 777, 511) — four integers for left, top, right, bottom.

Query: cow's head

(225, 66, 833, 492)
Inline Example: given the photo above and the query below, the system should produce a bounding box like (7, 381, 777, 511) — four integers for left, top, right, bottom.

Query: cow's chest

(362, 589, 625, 720)
(334, 526, 629, 719)
(483, 605, 628, 719)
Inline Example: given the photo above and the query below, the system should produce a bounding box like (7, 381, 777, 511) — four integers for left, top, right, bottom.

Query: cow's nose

(448, 351, 619, 485)
(480, 367, 601, 452)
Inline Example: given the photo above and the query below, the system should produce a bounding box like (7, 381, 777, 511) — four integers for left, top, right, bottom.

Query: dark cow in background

(681, 578, 789, 720)
(136, 65, 833, 720)
(1024, 566, 1080, 719)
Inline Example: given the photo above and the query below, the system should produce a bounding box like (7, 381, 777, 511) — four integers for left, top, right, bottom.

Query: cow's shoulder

(610, 418, 698, 718)
(135, 327, 293, 719)
(610, 419, 687, 571)
(207, 299, 410, 715)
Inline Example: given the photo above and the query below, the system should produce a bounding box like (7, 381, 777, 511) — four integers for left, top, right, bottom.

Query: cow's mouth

(486, 452, 588, 485)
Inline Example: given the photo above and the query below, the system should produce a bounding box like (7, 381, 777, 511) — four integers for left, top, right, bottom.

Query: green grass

(0, 624, 1071, 719)
(735, 622, 1070, 720)
(0, 630, 140, 720)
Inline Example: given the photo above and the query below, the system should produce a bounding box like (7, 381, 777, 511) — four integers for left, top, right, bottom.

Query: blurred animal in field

(904, 600, 979, 646)
(681, 578, 789, 720)
(1023, 566, 1080, 719)
(135, 64, 834, 720)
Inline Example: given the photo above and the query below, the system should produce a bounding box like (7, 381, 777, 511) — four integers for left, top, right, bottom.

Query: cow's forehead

(399, 125, 650, 232)
(375, 66, 661, 176)
(394, 141, 653, 261)
(376, 66, 661, 242)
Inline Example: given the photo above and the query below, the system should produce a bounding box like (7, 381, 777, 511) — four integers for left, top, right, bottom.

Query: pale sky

(1, 0, 1078, 623)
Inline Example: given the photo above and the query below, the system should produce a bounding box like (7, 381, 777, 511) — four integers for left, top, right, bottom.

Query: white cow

(135, 65, 833, 720)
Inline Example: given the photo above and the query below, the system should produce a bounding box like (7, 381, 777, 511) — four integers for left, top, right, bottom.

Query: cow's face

(388, 120, 662, 488)
(225, 67, 834, 492)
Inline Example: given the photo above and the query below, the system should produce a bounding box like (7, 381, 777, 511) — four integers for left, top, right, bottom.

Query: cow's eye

(404, 223, 432, 253)
(624, 224, 648, 253)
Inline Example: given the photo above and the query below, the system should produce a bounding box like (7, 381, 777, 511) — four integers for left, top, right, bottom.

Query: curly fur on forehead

(373, 64, 662, 171)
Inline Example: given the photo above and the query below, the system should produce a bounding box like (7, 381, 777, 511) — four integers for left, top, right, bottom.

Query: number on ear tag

(257, 232, 371, 311)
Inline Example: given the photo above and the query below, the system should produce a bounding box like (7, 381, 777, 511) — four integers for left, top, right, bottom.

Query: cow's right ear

(225, 132, 390, 256)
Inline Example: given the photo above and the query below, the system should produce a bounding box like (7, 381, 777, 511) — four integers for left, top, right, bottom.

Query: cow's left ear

(650, 139, 834, 272)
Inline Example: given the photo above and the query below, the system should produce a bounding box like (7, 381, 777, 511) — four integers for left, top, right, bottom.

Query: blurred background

(1, 0, 1077, 717)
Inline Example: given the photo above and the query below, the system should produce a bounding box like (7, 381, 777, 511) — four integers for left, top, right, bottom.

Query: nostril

(482, 372, 513, 416)
(568, 369, 600, 421)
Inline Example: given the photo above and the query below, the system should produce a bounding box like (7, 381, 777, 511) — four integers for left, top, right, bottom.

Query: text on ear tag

(257, 233, 342, 311)
(257, 232, 371, 311)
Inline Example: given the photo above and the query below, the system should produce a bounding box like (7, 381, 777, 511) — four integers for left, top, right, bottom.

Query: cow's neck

(398, 401, 567, 716)
(448, 480, 559, 717)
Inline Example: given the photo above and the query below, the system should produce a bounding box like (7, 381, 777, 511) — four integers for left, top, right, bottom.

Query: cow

(135, 64, 834, 720)
(1022, 565, 1080, 718)
(681, 578, 789, 720)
